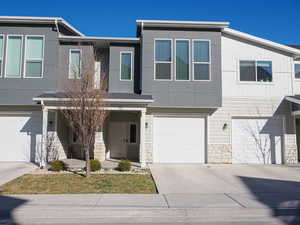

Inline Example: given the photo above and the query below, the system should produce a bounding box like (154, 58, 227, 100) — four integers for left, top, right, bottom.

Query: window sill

(237, 81, 275, 85)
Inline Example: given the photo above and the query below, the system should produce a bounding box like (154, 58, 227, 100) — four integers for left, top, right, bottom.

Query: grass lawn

(0, 174, 157, 194)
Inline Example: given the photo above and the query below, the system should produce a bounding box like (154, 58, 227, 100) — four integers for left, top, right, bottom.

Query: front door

(108, 122, 128, 159)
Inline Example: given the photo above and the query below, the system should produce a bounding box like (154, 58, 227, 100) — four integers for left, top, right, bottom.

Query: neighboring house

(0, 16, 299, 166)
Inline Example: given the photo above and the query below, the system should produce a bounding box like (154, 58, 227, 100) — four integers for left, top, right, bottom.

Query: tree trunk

(84, 144, 91, 178)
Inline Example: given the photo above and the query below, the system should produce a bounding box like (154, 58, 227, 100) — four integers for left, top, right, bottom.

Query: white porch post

(139, 109, 146, 168)
(41, 107, 48, 168)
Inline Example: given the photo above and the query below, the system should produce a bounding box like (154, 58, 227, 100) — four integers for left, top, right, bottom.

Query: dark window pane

(194, 64, 209, 80)
(194, 40, 209, 62)
(121, 52, 132, 80)
(176, 40, 189, 80)
(257, 61, 272, 82)
(130, 124, 137, 143)
(156, 63, 171, 80)
(295, 64, 300, 79)
(240, 61, 256, 81)
(155, 40, 171, 62)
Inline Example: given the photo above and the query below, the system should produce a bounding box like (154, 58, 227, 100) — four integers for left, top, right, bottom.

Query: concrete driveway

(0, 162, 37, 186)
(149, 164, 300, 194)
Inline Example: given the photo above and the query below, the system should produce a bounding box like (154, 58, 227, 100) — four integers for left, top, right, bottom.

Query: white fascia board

(223, 28, 300, 56)
(0, 16, 83, 36)
(136, 19, 230, 28)
(285, 96, 300, 105)
(33, 97, 153, 103)
(60, 20, 84, 36)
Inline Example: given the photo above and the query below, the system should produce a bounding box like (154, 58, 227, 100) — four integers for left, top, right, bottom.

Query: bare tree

(60, 47, 109, 177)
(242, 105, 281, 164)
(46, 132, 59, 162)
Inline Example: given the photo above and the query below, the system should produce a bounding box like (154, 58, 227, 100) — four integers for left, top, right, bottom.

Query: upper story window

(239, 60, 272, 83)
(0, 35, 3, 77)
(120, 51, 133, 80)
(155, 39, 172, 80)
(175, 40, 190, 81)
(69, 49, 81, 79)
(295, 63, 300, 79)
(24, 36, 44, 78)
(5, 35, 23, 78)
(192, 40, 210, 81)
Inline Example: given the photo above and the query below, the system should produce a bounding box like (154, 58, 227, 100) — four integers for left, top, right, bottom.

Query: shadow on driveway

(0, 195, 28, 225)
(238, 176, 300, 225)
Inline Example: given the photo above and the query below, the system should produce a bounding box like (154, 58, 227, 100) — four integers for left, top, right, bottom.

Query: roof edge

(136, 19, 229, 29)
(223, 28, 300, 56)
(0, 16, 84, 36)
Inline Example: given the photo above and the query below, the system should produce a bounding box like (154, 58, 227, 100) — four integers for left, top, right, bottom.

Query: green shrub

(118, 160, 131, 171)
(90, 159, 101, 171)
(49, 160, 65, 171)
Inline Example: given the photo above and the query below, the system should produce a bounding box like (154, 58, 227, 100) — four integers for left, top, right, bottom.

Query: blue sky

(1, 0, 299, 45)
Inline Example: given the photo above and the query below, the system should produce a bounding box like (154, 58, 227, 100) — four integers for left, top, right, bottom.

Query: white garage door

(153, 116, 205, 163)
(0, 114, 42, 162)
(232, 118, 283, 164)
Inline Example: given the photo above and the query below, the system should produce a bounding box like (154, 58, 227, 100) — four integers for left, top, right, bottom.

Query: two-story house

(0, 17, 299, 166)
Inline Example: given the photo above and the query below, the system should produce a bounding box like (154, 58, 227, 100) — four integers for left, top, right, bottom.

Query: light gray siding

(109, 45, 140, 93)
(0, 24, 59, 105)
(141, 29, 222, 108)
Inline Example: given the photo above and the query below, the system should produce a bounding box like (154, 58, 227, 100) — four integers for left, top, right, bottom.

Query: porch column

(41, 107, 48, 168)
(139, 109, 146, 167)
(94, 127, 106, 161)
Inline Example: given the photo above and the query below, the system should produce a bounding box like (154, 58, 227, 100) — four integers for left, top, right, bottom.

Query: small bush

(90, 159, 101, 171)
(118, 160, 131, 171)
(49, 160, 65, 171)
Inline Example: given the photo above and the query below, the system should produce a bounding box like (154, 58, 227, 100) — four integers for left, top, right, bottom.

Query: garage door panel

(0, 114, 42, 162)
(232, 118, 283, 164)
(153, 116, 205, 163)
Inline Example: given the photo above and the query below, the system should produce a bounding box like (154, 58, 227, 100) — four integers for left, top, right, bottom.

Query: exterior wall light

(222, 123, 228, 130)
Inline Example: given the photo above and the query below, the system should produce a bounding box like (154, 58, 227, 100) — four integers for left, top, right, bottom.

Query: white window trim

(68, 49, 82, 79)
(24, 35, 45, 78)
(128, 122, 138, 144)
(4, 34, 23, 78)
(119, 51, 133, 81)
(0, 34, 4, 78)
(174, 39, 190, 81)
(238, 59, 274, 84)
(192, 39, 211, 81)
(294, 62, 300, 80)
(154, 38, 173, 81)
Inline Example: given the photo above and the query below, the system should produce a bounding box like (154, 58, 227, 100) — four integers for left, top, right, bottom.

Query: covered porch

(33, 92, 153, 168)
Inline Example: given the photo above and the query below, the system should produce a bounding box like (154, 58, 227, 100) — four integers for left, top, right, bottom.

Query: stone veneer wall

(284, 134, 298, 164)
(145, 115, 154, 163)
(207, 144, 232, 163)
(94, 131, 106, 161)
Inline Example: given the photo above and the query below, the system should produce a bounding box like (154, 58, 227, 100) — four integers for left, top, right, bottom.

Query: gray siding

(109, 45, 140, 94)
(141, 29, 222, 108)
(58, 43, 94, 86)
(0, 24, 59, 105)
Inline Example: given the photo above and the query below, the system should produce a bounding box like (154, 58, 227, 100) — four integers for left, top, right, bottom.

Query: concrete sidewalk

(0, 194, 300, 225)
(1, 193, 300, 209)
(1, 194, 300, 225)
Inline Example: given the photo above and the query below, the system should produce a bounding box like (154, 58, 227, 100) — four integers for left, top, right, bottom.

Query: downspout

(291, 56, 295, 96)
(55, 19, 61, 38)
